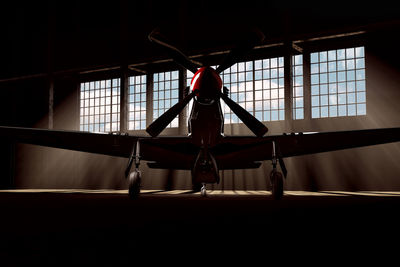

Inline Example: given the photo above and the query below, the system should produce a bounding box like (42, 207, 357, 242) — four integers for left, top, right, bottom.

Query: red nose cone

(190, 67, 222, 99)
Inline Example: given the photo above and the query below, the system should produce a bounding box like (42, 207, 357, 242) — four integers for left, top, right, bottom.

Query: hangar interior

(0, 0, 399, 192)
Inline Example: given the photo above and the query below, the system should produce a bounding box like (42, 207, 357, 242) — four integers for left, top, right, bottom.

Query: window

(128, 75, 146, 130)
(153, 71, 179, 128)
(292, 55, 304, 120)
(310, 47, 366, 118)
(253, 57, 285, 121)
(80, 78, 120, 132)
(254, 57, 285, 121)
(79, 45, 366, 133)
(186, 70, 194, 87)
(221, 58, 285, 123)
(186, 57, 285, 124)
(221, 61, 255, 123)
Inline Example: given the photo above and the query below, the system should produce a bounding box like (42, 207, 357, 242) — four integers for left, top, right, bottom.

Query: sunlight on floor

(1, 189, 400, 197)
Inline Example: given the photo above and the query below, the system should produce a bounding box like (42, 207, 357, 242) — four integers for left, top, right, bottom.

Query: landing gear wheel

(270, 170, 283, 200)
(200, 183, 207, 197)
(128, 171, 141, 199)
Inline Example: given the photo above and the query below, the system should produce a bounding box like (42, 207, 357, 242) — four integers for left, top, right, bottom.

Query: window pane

(292, 55, 303, 120)
(79, 78, 120, 132)
(217, 56, 285, 123)
(128, 75, 147, 130)
(154, 71, 179, 128)
(310, 46, 366, 119)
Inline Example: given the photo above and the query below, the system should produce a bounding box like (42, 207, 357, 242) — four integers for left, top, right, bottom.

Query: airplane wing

(212, 127, 400, 168)
(0, 126, 136, 157)
(0, 126, 196, 168)
(2, 126, 399, 171)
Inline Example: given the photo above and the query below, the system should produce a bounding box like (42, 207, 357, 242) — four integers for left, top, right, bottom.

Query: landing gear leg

(270, 170, 283, 200)
(270, 141, 284, 200)
(127, 140, 142, 199)
(201, 183, 207, 197)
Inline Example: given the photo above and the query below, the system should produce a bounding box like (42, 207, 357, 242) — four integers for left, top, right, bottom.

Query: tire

(270, 170, 283, 200)
(128, 171, 141, 199)
(201, 187, 207, 197)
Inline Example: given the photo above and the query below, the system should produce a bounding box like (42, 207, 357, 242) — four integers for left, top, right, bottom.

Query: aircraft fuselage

(187, 67, 224, 185)
(188, 66, 224, 146)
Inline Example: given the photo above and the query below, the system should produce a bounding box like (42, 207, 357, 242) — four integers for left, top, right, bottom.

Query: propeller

(146, 28, 268, 137)
(148, 28, 202, 74)
(146, 91, 195, 137)
(220, 88, 268, 137)
(216, 28, 265, 74)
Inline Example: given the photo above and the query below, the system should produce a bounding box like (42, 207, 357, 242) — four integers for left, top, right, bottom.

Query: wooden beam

(292, 42, 303, 53)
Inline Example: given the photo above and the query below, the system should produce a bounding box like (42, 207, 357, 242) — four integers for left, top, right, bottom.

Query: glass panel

(292, 55, 303, 120)
(79, 78, 120, 132)
(153, 71, 179, 128)
(310, 46, 366, 118)
(128, 75, 147, 130)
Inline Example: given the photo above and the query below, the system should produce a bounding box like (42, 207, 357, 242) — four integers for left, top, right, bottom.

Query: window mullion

(303, 49, 311, 120)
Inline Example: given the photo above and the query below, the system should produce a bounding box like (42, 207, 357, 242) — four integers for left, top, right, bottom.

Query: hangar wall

(1, 30, 400, 191)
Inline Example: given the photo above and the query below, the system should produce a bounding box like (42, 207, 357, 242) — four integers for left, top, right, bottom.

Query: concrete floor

(1, 189, 399, 265)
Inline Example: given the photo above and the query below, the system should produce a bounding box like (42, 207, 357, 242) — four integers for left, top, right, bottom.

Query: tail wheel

(200, 183, 207, 197)
(128, 171, 141, 199)
(270, 170, 283, 200)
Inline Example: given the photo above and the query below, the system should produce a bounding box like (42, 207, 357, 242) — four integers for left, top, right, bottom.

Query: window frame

(127, 74, 147, 131)
(78, 37, 367, 134)
(309, 46, 366, 119)
(79, 78, 121, 133)
(152, 70, 180, 129)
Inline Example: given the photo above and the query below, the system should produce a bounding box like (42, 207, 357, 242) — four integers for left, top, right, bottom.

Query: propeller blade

(221, 90, 268, 137)
(216, 29, 265, 74)
(148, 28, 201, 74)
(146, 92, 195, 137)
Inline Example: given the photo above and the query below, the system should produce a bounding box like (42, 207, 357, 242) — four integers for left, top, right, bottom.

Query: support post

(119, 0, 129, 132)
(284, 42, 293, 131)
(120, 66, 128, 132)
(47, 1, 55, 130)
(146, 73, 154, 128)
(303, 48, 311, 121)
(75, 75, 81, 131)
(179, 66, 187, 135)
(48, 76, 54, 129)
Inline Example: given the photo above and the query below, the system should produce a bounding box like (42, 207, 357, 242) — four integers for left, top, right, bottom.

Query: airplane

(1, 28, 400, 199)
